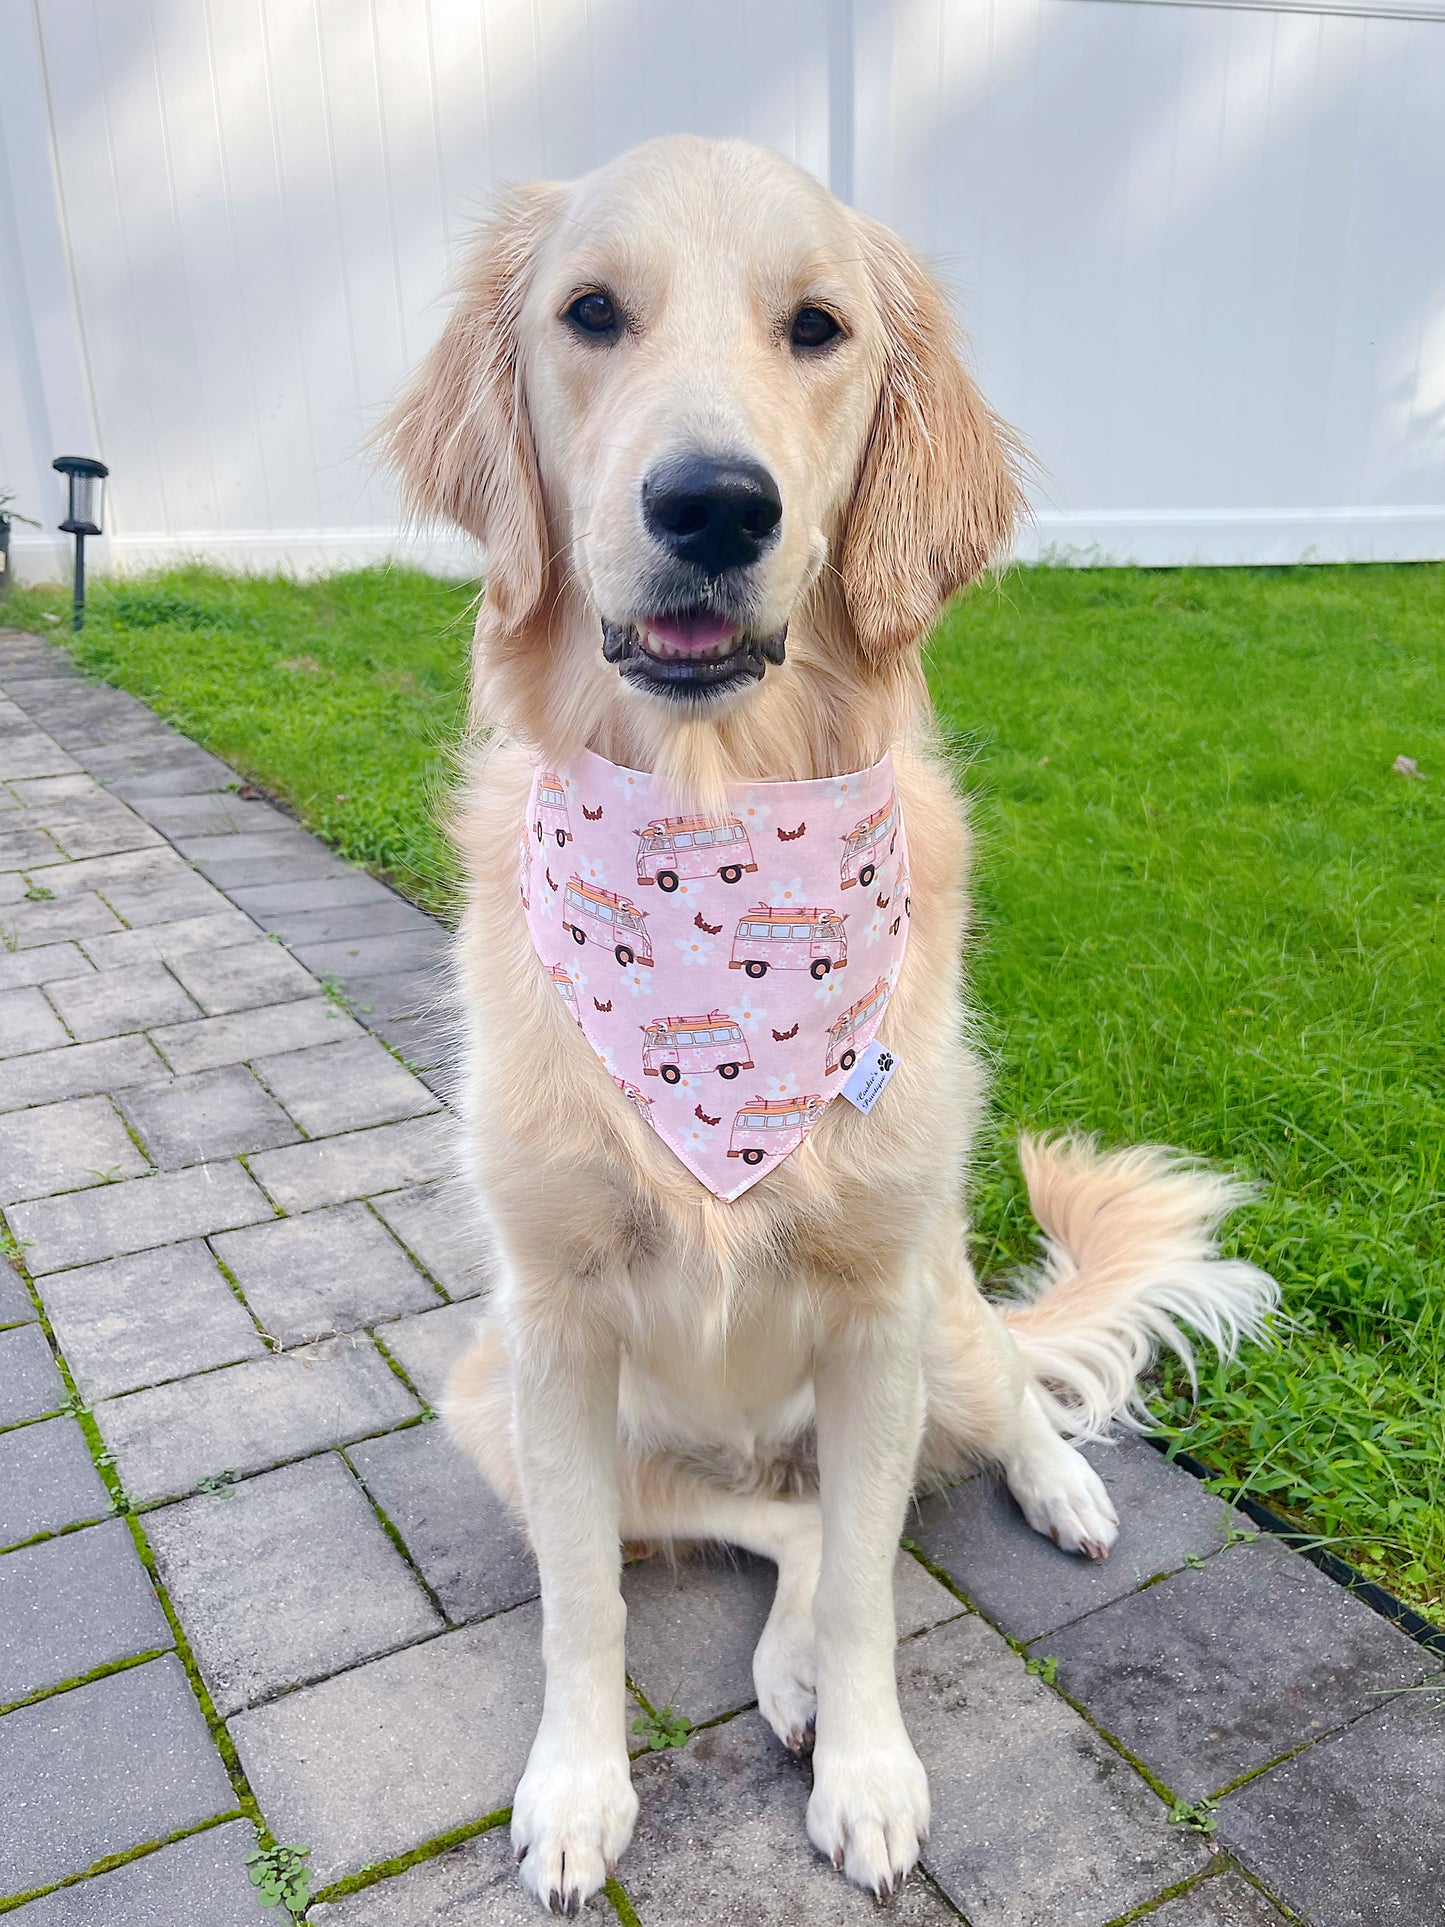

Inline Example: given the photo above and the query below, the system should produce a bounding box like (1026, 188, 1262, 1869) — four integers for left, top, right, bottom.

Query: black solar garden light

(53, 455, 108, 632)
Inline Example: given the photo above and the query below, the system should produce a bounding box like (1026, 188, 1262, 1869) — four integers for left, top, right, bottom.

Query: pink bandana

(520, 747, 910, 1200)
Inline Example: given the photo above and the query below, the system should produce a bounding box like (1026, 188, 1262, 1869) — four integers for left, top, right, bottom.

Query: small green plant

(23, 882, 55, 902)
(1182, 1553, 1208, 1571)
(0, 1229, 33, 1266)
(1167, 1797, 1218, 1836)
(1221, 1524, 1259, 1549)
(246, 1841, 313, 1916)
(632, 1692, 692, 1752)
(1025, 1655, 1059, 1685)
(197, 1469, 241, 1495)
(85, 1165, 124, 1185)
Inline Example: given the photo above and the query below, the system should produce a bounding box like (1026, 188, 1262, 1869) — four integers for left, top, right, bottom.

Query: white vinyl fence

(2, 0, 1443, 583)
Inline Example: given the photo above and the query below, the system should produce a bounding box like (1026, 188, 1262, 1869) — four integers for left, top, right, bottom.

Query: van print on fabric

(521, 746, 911, 1201)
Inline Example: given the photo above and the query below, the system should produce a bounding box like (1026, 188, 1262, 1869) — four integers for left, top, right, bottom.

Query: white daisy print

(813, 974, 846, 1009)
(613, 766, 648, 800)
(767, 876, 807, 908)
(728, 997, 769, 1030)
(621, 967, 654, 999)
(765, 1074, 803, 1099)
(736, 796, 773, 827)
(864, 909, 886, 948)
(675, 933, 714, 966)
(578, 853, 610, 888)
(825, 775, 860, 809)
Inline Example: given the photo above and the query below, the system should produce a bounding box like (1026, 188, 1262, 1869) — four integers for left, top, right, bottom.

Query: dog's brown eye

(566, 292, 620, 338)
(789, 305, 842, 351)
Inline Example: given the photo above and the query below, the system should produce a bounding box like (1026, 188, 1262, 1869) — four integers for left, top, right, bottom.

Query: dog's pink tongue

(646, 615, 737, 654)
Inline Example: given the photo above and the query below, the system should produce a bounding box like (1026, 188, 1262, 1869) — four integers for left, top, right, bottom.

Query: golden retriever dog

(382, 135, 1277, 1916)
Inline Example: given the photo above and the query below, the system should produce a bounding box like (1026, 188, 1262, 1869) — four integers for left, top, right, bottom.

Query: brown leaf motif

(582, 802, 604, 819)
(771, 1022, 799, 1042)
(593, 997, 612, 1013)
(545, 867, 559, 893)
(777, 822, 806, 842)
(694, 911, 723, 936)
(695, 1104, 720, 1126)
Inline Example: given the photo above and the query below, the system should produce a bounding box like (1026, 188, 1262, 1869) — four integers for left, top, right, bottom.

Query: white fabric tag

(840, 1039, 899, 1114)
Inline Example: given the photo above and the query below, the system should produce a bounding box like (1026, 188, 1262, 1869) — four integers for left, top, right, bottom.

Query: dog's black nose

(642, 456, 782, 576)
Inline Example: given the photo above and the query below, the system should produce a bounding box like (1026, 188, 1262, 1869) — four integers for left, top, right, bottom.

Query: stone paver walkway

(1, 626, 1441, 1927)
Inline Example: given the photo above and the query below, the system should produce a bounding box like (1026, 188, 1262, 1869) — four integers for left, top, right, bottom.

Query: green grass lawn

(5, 561, 1442, 1616)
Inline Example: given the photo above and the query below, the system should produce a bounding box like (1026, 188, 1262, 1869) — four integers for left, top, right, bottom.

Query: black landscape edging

(1146, 1435, 1445, 1659)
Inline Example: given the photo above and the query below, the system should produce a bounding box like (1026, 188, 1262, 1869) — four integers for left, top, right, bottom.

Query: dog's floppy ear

(380, 184, 561, 633)
(840, 214, 1025, 659)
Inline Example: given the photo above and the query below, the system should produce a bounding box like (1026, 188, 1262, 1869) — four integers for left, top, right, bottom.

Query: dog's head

(384, 137, 1021, 756)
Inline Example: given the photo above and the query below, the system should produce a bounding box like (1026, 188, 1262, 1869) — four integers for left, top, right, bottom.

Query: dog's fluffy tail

(998, 1134, 1279, 1441)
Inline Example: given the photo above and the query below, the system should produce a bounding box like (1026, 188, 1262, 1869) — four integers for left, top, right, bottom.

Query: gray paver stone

(370, 1299, 482, 1406)
(95, 1334, 419, 1502)
(258, 896, 433, 947)
(348, 1423, 536, 1623)
(118, 1065, 300, 1167)
(1, 892, 122, 952)
(151, 997, 362, 1074)
(230, 1606, 544, 1884)
(0, 1323, 67, 1426)
(79, 910, 258, 972)
(0, 1418, 111, 1547)
(178, 833, 353, 889)
(166, 940, 320, 1015)
(10, 1159, 272, 1274)
(1047, 1538, 1434, 1799)
(0, 1519, 172, 1706)
(291, 931, 448, 981)
(248, 1116, 445, 1213)
(370, 1184, 489, 1298)
(339, 970, 445, 1025)
(39, 1240, 267, 1403)
(0, 828, 62, 871)
(4, 1818, 264, 1926)
(47, 811, 162, 863)
(0, 945, 95, 991)
(624, 1712, 960, 1926)
(0, 733, 78, 781)
(912, 1439, 1250, 1641)
(43, 961, 201, 1042)
(0, 987, 69, 1058)
(306, 1825, 543, 1926)
(899, 1613, 1205, 1927)
(104, 873, 238, 930)
(108, 748, 239, 798)
(0, 1656, 235, 1892)
(0, 1035, 168, 1113)
(145, 1455, 441, 1716)
(367, 1013, 450, 1076)
(0, 1094, 151, 1205)
(626, 1549, 963, 1726)
(133, 795, 292, 836)
(0, 1254, 33, 1325)
(253, 1036, 441, 1137)
(1219, 1691, 1445, 1925)
(1140, 1873, 1291, 1924)
(229, 873, 397, 919)
(212, 1201, 441, 1346)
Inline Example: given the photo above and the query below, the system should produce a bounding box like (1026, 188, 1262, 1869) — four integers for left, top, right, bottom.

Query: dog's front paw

(807, 1726, 929, 1898)
(512, 1735, 637, 1916)
(1008, 1442, 1120, 1561)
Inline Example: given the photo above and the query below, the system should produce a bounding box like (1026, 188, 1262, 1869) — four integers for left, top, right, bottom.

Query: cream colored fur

(381, 136, 1278, 1916)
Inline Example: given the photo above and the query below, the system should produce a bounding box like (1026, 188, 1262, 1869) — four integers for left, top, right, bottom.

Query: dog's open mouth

(602, 610, 786, 701)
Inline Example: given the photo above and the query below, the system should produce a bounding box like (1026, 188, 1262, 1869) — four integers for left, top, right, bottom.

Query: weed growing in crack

(1167, 1798, 1219, 1836)
(247, 1841, 313, 1916)
(632, 1692, 692, 1752)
